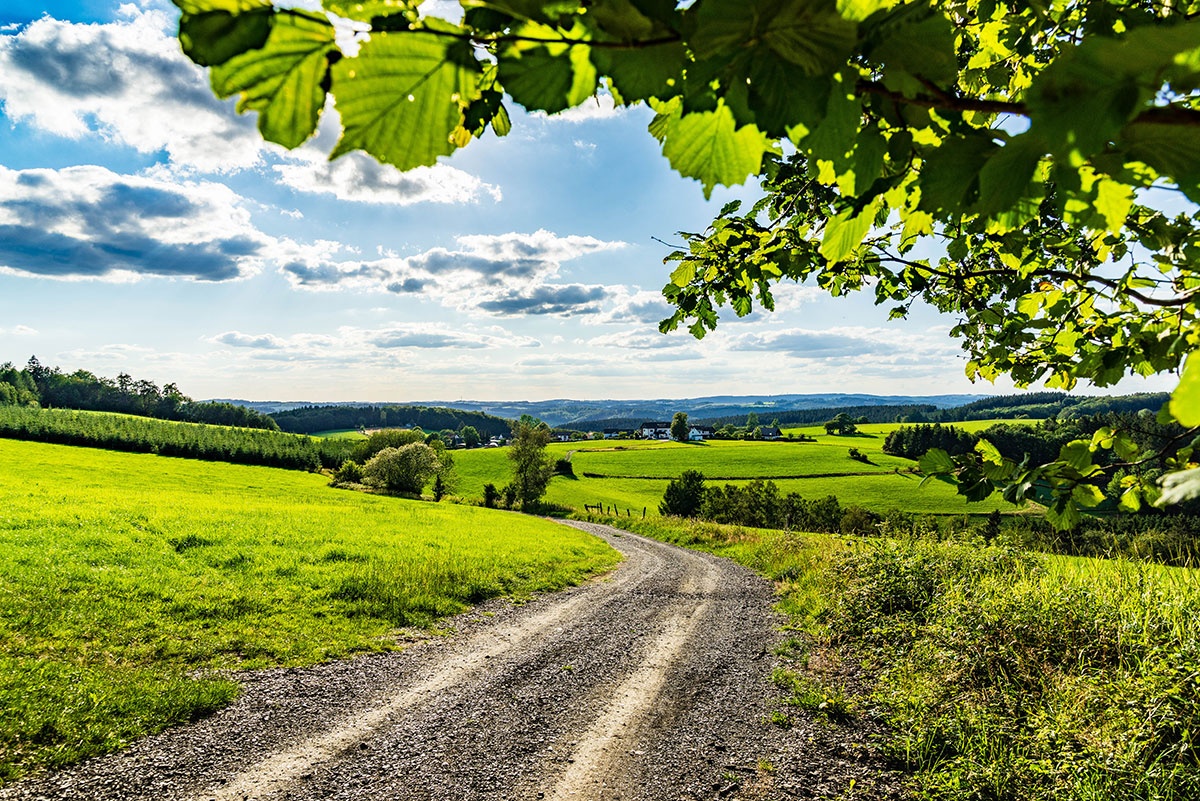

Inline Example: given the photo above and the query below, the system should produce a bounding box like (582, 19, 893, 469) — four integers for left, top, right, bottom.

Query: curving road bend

(2, 522, 899, 801)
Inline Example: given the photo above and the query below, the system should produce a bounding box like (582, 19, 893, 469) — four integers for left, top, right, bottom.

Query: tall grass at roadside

(0, 439, 619, 784)
(585, 512, 1200, 800)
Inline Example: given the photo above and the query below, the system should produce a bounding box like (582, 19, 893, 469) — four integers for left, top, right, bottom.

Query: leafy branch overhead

(174, 0, 1200, 525)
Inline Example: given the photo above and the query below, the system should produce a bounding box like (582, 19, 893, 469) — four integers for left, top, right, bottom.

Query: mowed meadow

(452, 424, 1021, 517)
(0, 439, 619, 783)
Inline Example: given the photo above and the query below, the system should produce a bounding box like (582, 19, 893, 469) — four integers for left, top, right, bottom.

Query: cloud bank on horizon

(0, 1, 1169, 401)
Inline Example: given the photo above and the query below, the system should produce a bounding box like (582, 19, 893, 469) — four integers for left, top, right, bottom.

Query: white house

(639, 421, 671, 439)
(688, 425, 715, 441)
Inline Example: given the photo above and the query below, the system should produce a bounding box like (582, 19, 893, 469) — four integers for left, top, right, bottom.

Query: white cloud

(727, 326, 960, 363)
(0, 324, 37, 336)
(207, 324, 540, 362)
(535, 92, 626, 123)
(0, 165, 270, 281)
(0, 9, 502, 206)
(280, 229, 629, 318)
(0, 8, 268, 171)
(273, 149, 503, 205)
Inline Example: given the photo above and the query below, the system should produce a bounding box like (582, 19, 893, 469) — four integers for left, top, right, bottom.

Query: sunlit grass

(0, 439, 619, 784)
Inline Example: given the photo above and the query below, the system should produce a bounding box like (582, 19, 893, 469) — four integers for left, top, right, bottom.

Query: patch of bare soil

(1, 522, 904, 801)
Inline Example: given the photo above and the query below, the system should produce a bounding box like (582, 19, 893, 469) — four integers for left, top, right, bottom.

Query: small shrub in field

(482, 483, 498, 508)
(331, 459, 363, 485)
(839, 506, 878, 536)
(362, 443, 442, 494)
(660, 469, 706, 517)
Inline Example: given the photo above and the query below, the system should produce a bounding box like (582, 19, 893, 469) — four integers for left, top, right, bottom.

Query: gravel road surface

(2, 521, 901, 801)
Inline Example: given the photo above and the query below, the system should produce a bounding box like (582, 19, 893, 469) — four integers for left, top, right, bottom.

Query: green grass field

(0, 439, 619, 784)
(453, 434, 1019, 517)
(312, 429, 368, 440)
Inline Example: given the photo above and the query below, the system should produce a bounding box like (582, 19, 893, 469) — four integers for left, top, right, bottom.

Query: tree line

(0, 406, 354, 471)
(1, 357, 279, 430)
(914, 392, 1170, 424)
(270, 404, 511, 438)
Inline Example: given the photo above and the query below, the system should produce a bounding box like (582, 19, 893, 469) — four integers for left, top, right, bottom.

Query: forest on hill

(0, 357, 278, 430)
(270, 404, 512, 438)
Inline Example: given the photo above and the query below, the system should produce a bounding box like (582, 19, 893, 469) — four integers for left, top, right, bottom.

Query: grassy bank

(583, 513, 1200, 800)
(0, 439, 619, 784)
(453, 440, 1015, 516)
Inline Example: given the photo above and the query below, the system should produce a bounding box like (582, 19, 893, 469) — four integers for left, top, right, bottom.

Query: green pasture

(454, 438, 1018, 516)
(312, 428, 368, 440)
(565, 438, 914, 478)
(782, 418, 1039, 445)
(0, 439, 618, 784)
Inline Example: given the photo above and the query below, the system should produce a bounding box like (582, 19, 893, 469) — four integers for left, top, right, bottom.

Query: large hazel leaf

(321, 0, 417, 23)
(869, 12, 957, 89)
(330, 30, 481, 170)
(693, 0, 856, 76)
(659, 101, 772, 198)
(591, 42, 687, 103)
(177, 4, 273, 67)
(210, 10, 337, 149)
(500, 42, 598, 114)
(1170, 351, 1200, 427)
(820, 201, 877, 261)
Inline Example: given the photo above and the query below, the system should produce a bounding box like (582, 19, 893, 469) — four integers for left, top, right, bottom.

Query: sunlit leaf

(210, 10, 337, 149)
(1171, 351, 1200, 427)
(659, 101, 772, 198)
(330, 29, 481, 169)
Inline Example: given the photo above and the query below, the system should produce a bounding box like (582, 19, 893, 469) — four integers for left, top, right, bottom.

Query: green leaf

(591, 41, 687, 103)
(1158, 467, 1200, 507)
(744, 54, 828, 137)
(178, 6, 273, 68)
(799, 73, 860, 167)
(1045, 498, 1081, 530)
(1171, 351, 1200, 427)
(321, 0, 416, 22)
(974, 135, 1044, 217)
(692, 0, 856, 75)
(870, 12, 957, 87)
(917, 134, 994, 213)
(499, 41, 598, 114)
(1026, 23, 1200, 164)
(586, 0, 658, 40)
(975, 438, 1002, 464)
(820, 202, 876, 261)
(1093, 178, 1133, 234)
(330, 30, 481, 170)
(1058, 440, 1093, 472)
(918, 447, 955, 475)
(659, 101, 772, 198)
(210, 10, 337, 149)
(174, 0, 267, 13)
(463, 0, 581, 25)
(1071, 482, 1105, 508)
(1122, 121, 1200, 203)
(1111, 430, 1139, 461)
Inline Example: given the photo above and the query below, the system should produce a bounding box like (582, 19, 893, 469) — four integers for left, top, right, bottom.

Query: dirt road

(2, 522, 898, 800)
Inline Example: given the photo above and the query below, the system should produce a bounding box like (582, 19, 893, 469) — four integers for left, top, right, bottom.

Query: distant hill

(216, 393, 987, 428)
(213, 392, 1170, 432)
(269, 405, 512, 438)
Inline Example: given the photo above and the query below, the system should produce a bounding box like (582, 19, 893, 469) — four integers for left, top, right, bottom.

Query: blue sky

(0, 1, 1174, 402)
